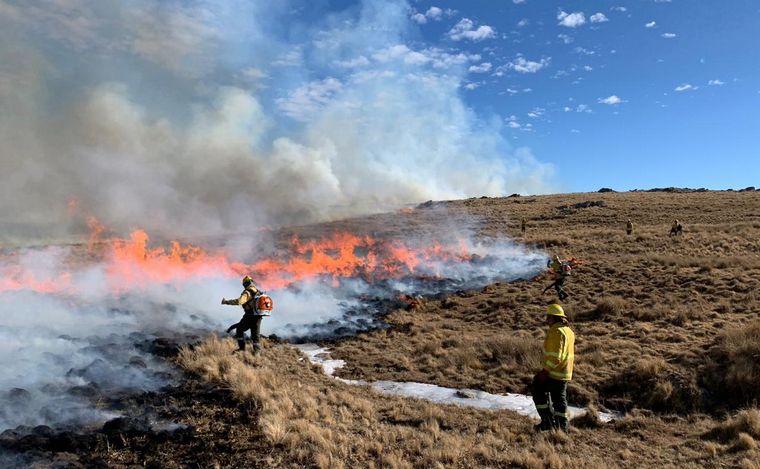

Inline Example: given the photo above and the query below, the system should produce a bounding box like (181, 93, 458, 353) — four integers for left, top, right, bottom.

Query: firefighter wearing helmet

(532, 303, 575, 432)
(222, 275, 267, 355)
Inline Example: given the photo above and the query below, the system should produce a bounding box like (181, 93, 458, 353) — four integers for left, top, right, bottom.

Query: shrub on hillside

(705, 409, 760, 443)
(602, 357, 700, 413)
(576, 296, 626, 321)
(700, 320, 760, 409)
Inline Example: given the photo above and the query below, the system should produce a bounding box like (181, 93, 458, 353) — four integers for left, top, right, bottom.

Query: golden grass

(174, 190, 760, 467)
(176, 335, 746, 468)
(702, 321, 760, 408)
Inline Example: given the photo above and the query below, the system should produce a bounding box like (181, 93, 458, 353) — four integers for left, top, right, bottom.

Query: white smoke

(0, 234, 546, 431)
(0, 0, 556, 434)
(0, 0, 555, 244)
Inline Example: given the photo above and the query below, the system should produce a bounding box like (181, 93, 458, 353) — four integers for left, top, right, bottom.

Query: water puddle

(295, 344, 618, 422)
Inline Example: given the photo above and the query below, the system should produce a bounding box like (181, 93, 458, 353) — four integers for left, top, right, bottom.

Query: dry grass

(175, 335, 749, 468)
(701, 320, 760, 408)
(326, 190, 760, 417)
(173, 190, 760, 467)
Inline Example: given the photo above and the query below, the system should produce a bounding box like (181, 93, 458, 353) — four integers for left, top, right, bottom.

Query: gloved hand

(221, 298, 226, 305)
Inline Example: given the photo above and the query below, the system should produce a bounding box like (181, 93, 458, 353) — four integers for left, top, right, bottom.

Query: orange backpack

(254, 293, 273, 316)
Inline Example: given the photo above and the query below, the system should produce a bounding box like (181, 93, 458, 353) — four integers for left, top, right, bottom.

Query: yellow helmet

(242, 275, 254, 285)
(546, 303, 566, 318)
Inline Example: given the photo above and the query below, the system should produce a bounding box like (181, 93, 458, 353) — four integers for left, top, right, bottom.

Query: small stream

(296, 344, 618, 423)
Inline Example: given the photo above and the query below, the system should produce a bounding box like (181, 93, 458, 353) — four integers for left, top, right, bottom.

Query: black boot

(534, 408, 554, 432)
(554, 415, 569, 432)
(233, 339, 246, 354)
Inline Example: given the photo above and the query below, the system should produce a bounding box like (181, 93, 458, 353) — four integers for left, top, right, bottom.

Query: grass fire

(2, 190, 760, 467)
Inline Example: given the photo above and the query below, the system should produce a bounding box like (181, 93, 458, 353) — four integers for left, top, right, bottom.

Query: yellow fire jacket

(543, 322, 575, 381)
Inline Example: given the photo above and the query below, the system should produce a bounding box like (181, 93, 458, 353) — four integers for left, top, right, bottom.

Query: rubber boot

(534, 408, 555, 432)
(233, 339, 246, 354)
(251, 341, 262, 356)
(554, 415, 569, 432)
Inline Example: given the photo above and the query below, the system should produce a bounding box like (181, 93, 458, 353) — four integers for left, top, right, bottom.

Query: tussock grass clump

(479, 335, 542, 369)
(603, 357, 700, 413)
(705, 409, 760, 443)
(571, 405, 602, 429)
(577, 296, 626, 321)
(701, 320, 760, 408)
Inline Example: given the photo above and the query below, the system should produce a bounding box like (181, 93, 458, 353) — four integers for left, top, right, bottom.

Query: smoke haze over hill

(0, 0, 555, 243)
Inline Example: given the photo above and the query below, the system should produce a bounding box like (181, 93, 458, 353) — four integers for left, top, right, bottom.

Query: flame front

(0, 221, 474, 296)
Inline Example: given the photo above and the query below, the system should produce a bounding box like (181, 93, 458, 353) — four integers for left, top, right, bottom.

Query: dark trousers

(532, 374, 569, 429)
(543, 277, 568, 300)
(233, 314, 263, 352)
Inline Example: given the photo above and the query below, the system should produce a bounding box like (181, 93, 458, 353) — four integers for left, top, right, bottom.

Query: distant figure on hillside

(543, 255, 571, 301)
(669, 219, 683, 236)
(222, 275, 272, 355)
(626, 219, 633, 236)
(532, 304, 575, 432)
(521, 218, 527, 234)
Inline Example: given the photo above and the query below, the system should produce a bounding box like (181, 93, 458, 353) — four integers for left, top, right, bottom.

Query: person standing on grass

(521, 218, 527, 234)
(669, 219, 683, 236)
(626, 219, 633, 236)
(532, 303, 575, 432)
(543, 255, 570, 301)
(222, 275, 267, 355)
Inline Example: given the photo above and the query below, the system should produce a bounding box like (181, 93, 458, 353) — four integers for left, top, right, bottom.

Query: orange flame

(0, 217, 474, 295)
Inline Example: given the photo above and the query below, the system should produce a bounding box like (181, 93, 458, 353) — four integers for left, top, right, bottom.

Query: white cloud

(276, 77, 343, 121)
(272, 48, 304, 67)
(411, 13, 427, 24)
(426, 7, 443, 20)
(576, 104, 591, 113)
(557, 11, 586, 28)
(448, 18, 496, 41)
(571, 129, 581, 133)
(335, 55, 371, 68)
(675, 83, 697, 92)
(463, 82, 479, 90)
(505, 88, 519, 94)
(598, 95, 622, 105)
(708, 79, 725, 86)
(655, 0, 672, 3)
(583, 65, 593, 71)
(611, 6, 627, 12)
(527, 107, 544, 118)
(661, 32, 677, 38)
(411, 6, 448, 24)
(517, 18, 529, 27)
(558, 34, 574, 44)
(372, 45, 480, 69)
(645, 21, 656, 28)
(504, 56, 550, 74)
(573, 47, 596, 56)
(468, 62, 492, 73)
(590, 13, 609, 23)
(513, 0, 526, 4)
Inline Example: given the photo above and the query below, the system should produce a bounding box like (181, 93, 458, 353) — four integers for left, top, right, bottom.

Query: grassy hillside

(170, 190, 760, 468)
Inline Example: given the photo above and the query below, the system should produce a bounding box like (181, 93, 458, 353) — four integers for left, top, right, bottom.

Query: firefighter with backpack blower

(222, 275, 273, 355)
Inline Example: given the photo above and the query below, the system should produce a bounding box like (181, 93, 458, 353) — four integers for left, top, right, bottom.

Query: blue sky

(401, 0, 760, 191)
(0, 0, 758, 238)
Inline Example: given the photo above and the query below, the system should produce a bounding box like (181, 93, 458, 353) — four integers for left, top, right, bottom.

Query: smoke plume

(0, 0, 554, 243)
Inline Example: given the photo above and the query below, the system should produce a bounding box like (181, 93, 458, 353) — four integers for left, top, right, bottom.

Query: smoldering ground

(0, 229, 545, 433)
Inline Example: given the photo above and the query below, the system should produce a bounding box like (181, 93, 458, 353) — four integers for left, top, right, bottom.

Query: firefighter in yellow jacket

(222, 275, 264, 354)
(532, 303, 575, 431)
